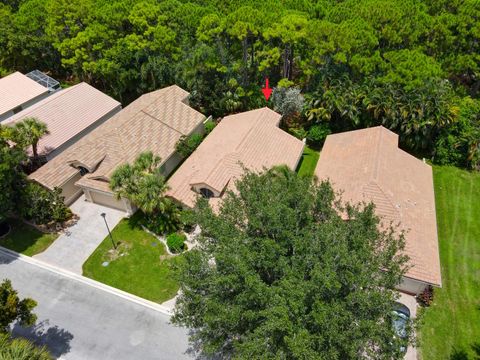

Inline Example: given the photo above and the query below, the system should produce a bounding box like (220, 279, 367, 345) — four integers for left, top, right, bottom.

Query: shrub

(0, 334, 52, 360)
(307, 123, 331, 146)
(167, 232, 186, 253)
(289, 127, 307, 140)
(19, 182, 72, 224)
(417, 285, 434, 307)
(176, 133, 204, 157)
(204, 120, 216, 135)
(179, 209, 196, 233)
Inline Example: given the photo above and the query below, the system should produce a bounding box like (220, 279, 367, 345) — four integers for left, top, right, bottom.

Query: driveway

(34, 195, 125, 274)
(0, 250, 193, 360)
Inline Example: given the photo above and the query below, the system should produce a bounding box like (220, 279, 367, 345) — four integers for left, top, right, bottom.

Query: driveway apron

(34, 195, 125, 274)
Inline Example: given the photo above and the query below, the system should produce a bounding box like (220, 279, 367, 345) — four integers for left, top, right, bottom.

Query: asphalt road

(0, 252, 194, 360)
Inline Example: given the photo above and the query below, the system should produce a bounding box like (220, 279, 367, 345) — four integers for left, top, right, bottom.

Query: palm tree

(8, 117, 49, 164)
(110, 151, 170, 215)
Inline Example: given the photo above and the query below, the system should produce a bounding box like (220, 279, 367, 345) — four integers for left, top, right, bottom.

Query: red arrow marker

(262, 78, 272, 101)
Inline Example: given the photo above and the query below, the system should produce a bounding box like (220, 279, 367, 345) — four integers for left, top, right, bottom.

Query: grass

(418, 166, 480, 359)
(0, 218, 58, 256)
(82, 212, 181, 304)
(296, 145, 320, 177)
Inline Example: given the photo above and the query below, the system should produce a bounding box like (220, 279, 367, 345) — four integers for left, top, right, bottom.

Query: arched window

(78, 166, 89, 176)
(199, 187, 214, 199)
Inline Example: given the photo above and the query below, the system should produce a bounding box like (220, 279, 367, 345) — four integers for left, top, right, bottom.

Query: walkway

(34, 195, 125, 274)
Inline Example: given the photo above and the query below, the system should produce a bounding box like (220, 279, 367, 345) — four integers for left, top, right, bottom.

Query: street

(0, 251, 193, 360)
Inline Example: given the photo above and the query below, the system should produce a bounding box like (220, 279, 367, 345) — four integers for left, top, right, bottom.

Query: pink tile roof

(4, 82, 121, 156)
(314, 126, 441, 286)
(167, 107, 305, 209)
(29, 85, 205, 193)
(0, 72, 48, 116)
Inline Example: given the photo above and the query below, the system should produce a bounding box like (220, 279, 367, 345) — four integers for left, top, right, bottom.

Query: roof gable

(314, 126, 441, 286)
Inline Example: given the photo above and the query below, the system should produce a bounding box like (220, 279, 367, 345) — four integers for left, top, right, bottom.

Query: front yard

(0, 219, 58, 256)
(418, 166, 480, 359)
(82, 212, 181, 304)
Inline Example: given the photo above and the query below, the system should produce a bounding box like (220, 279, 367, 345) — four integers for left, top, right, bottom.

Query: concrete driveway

(34, 195, 125, 274)
(0, 250, 193, 360)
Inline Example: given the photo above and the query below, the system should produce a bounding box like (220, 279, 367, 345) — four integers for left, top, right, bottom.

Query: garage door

(90, 191, 127, 212)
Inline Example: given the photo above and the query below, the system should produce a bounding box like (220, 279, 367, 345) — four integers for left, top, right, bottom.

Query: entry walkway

(34, 195, 125, 274)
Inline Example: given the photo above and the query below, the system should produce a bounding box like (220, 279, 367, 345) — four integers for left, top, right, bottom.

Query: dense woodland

(1, 0, 479, 169)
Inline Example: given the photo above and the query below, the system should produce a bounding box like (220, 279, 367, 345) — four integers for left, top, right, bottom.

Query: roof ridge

(140, 110, 184, 136)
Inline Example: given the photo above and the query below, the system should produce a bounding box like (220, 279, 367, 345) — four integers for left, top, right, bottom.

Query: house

(314, 126, 441, 295)
(4, 82, 121, 161)
(29, 85, 206, 211)
(0, 71, 52, 121)
(167, 107, 305, 209)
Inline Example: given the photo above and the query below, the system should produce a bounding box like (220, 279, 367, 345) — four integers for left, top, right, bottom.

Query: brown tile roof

(314, 126, 441, 286)
(4, 83, 121, 156)
(29, 85, 205, 193)
(0, 72, 48, 116)
(167, 107, 305, 208)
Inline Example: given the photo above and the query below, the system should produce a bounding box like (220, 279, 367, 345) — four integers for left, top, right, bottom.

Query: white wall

(396, 276, 430, 295)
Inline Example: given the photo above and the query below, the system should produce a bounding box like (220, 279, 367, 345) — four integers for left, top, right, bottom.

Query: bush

(289, 127, 308, 140)
(204, 120, 216, 135)
(175, 133, 204, 157)
(417, 285, 434, 307)
(307, 123, 331, 146)
(166, 232, 186, 253)
(0, 334, 52, 360)
(19, 182, 72, 224)
(179, 209, 196, 233)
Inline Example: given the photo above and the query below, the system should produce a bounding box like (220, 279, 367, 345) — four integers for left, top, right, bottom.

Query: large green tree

(0, 125, 26, 225)
(173, 167, 411, 359)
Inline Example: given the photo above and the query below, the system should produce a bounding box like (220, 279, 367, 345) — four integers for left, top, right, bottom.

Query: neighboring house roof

(0, 71, 49, 117)
(314, 126, 441, 287)
(167, 107, 305, 209)
(29, 85, 205, 194)
(5, 82, 121, 157)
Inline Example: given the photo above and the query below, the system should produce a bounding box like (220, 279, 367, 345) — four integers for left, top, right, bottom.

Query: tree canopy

(172, 167, 411, 359)
(1, 0, 479, 169)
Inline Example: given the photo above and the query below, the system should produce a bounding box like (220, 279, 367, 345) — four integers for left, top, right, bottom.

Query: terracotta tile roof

(29, 85, 205, 192)
(0, 72, 48, 116)
(4, 83, 121, 156)
(167, 107, 305, 208)
(314, 126, 441, 286)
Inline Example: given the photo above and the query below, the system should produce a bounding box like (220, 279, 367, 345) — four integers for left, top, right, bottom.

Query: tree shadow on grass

(12, 320, 74, 359)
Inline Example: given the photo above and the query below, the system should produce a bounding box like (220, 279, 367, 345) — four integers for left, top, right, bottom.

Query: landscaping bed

(82, 212, 182, 304)
(417, 166, 480, 359)
(0, 218, 58, 256)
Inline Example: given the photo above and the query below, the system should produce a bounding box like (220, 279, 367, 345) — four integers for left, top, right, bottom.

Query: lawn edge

(0, 245, 173, 316)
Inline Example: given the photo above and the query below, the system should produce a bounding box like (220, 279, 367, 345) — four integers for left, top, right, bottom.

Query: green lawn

(296, 146, 320, 177)
(418, 166, 480, 359)
(82, 212, 181, 304)
(0, 219, 58, 256)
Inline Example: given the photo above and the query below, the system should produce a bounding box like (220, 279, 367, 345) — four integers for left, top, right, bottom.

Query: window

(78, 166, 89, 176)
(199, 187, 214, 199)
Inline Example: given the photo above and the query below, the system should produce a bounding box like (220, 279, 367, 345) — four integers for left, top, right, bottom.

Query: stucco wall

(61, 172, 83, 205)
(396, 276, 430, 295)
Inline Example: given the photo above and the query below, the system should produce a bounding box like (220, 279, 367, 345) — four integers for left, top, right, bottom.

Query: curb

(0, 246, 173, 316)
